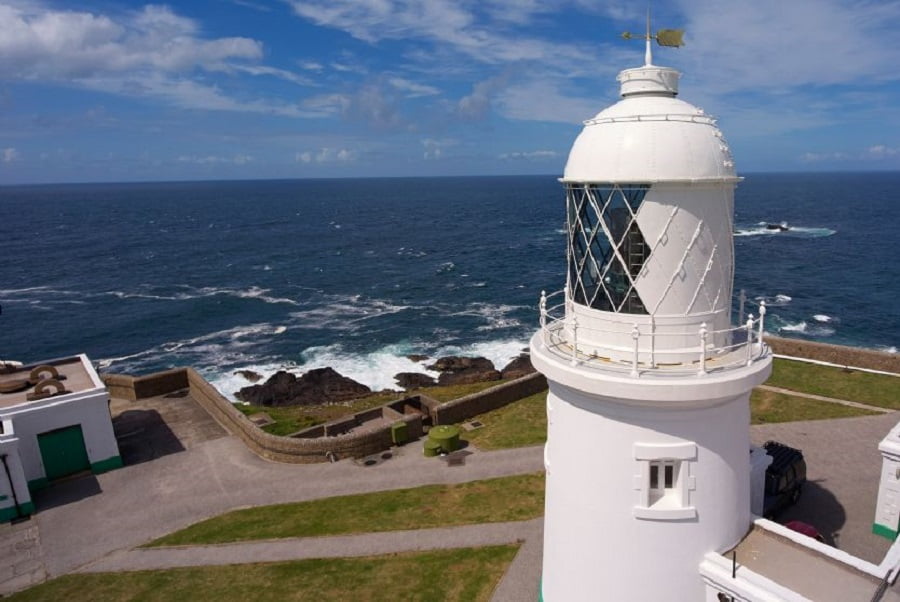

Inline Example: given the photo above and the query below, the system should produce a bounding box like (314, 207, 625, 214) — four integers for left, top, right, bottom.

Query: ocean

(1, 172, 897, 398)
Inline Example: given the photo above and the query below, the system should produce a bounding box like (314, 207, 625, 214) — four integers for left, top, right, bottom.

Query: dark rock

(427, 356, 501, 386)
(235, 369, 263, 383)
(406, 354, 430, 363)
(394, 372, 437, 389)
(236, 367, 371, 407)
(501, 354, 535, 379)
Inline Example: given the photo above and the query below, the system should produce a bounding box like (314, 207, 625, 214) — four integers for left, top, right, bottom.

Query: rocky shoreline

(232, 336, 897, 408)
(235, 353, 535, 407)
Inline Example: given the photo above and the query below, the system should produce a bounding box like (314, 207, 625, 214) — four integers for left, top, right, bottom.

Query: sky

(1, 0, 899, 184)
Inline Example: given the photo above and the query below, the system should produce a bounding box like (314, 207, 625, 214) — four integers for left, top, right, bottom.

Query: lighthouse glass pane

(566, 183, 650, 314)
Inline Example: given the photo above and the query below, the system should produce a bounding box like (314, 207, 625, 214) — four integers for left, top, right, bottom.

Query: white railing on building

(538, 289, 768, 378)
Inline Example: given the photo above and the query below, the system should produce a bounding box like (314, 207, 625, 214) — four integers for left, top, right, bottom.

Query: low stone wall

(103, 367, 548, 463)
(767, 336, 899, 374)
(102, 370, 188, 401)
(432, 372, 548, 425)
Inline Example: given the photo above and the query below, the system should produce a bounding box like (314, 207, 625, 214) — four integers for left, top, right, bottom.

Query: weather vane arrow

(621, 9, 684, 65)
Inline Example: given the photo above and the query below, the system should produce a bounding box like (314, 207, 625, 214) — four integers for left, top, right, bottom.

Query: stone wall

(766, 336, 899, 374)
(432, 372, 548, 425)
(103, 367, 549, 463)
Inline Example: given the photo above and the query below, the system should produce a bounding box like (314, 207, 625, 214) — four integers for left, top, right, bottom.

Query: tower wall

(538, 363, 768, 601)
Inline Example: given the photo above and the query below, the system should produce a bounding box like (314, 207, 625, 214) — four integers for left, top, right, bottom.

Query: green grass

(236, 380, 513, 436)
(149, 473, 544, 546)
(750, 388, 880, 424)
(765, 358, 900, 409)
(464, 391, 548, 450)
(7, 546, 518, 602)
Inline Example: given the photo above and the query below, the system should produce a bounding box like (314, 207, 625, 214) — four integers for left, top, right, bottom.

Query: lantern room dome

(563, 65, 736, 183)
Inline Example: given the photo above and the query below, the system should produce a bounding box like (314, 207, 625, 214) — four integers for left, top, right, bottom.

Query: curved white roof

(563, 65, 736, 183)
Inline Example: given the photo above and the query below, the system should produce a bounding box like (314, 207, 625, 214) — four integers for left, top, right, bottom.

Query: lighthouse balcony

(537, 289, 769, 378)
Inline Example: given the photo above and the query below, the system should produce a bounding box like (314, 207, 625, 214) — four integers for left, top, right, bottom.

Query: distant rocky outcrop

(394, 372, 437, 389)
(501, 354, 535, 379)
(236, 368, 371, 407)
(427, 356, 501, 386)
(406, 354, 430, 363)
(234, 369, 263, 383)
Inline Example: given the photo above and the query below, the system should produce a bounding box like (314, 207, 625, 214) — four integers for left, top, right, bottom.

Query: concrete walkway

(77, 519, 542, 573)
(757, 384, 895, 414)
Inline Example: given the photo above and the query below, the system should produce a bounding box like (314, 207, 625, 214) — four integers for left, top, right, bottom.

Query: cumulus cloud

(295, 147, 356, 163)
(497, 79, 601, 124)
(457, 74, 510, 120)
(0, 2, 317, 115)
(1, 147, 19, 163)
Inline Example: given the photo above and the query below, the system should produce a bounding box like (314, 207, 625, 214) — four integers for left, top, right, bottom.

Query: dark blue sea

(1, 173, 897, 397)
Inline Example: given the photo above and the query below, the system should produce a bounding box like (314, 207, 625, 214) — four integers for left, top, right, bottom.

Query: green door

(37, 425, 90, 480)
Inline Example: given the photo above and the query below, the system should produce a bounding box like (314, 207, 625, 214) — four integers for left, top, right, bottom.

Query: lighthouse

(530, 27, 772, 601)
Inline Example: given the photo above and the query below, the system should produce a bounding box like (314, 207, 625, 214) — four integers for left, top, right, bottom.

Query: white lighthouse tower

(531, 27, 773, 601)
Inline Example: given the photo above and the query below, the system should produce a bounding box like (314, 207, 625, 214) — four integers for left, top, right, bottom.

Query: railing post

(757, 300, 766, 353)
(745, 315, 755, 366)
(631, 323, 640, 377)
(649, 315, 656, 368)
(570, 315, 579, 366)
(738, 289, 746, 325)
(698, 323, 708, 376)
(539, 290, 548, 349)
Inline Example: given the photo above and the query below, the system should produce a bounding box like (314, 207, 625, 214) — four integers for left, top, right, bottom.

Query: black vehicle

(762, 441, 807, 518)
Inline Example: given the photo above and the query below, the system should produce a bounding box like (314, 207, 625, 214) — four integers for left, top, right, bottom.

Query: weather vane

(621, 9, 684, 66)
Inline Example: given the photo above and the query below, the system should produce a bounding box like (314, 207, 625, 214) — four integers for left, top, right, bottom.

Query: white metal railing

(537, 289, 768, 378)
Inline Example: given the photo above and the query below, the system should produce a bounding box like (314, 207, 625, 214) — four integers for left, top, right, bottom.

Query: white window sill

(634, 505, 697, 521)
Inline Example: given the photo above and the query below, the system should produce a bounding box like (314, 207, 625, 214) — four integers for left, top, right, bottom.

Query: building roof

(727, 524, 900, 601)
(0, 355, 103, 410)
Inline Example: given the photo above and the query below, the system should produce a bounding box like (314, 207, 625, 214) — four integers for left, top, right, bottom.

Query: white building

(0, 354, 121, 522)
(530, 35, 900, 601)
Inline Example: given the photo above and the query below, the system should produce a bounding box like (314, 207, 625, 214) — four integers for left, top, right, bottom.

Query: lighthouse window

(634, 442, 697, 520)
(566, 183, 650, 314)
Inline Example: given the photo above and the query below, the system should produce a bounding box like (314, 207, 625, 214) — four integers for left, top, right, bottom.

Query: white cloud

(497, 79, 602, 124)
(422, 138, 455, 160)
(0, 3, 321, 117)
(499, 150, 559, 160)
(177, 154, 253, 164)
(457, 74, 510, 120)
(287, 0, 595, 68)
(1, 147, 19, 162)
(677, 0, 900, 92)
(0, 4, 262, 79)
(296, 147, 357, 163)
(388, 77, 439, 98)
(800, 145, 900, 163)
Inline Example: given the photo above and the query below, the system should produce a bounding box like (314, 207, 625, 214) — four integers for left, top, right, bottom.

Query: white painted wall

(539, 375, 762, 601)
(0, 390, 119, 482)
(875, 422, 900, 537)
(0, 422, 31, 514)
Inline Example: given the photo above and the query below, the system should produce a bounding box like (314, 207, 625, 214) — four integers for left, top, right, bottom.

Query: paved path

(757, 384, 895, 414)
(78, 519, 542, 573)
(33, 436, 544, 579)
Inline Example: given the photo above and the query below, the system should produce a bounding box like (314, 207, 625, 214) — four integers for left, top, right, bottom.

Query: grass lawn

(149, 473, 544, 546)
(7, 546, 518, 602)
(464, 391, 547, 450)
(237, 380, 513, 436)
(765, 358, 900, 409)
(750, 388, 880, 424)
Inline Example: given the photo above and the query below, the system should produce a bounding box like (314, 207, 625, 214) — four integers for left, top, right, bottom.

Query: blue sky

(1, 0, 899, 184)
